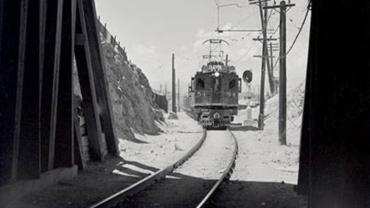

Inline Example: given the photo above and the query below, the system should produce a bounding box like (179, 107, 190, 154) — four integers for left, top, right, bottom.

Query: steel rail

(195, 129, 239, 208)
(89, 130, 207, 208)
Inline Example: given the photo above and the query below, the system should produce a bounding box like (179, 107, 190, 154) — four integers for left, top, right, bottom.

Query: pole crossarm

(253, 55, 276, 58)
(249, 0, 272, 5)
(253, 37, 278, 41)
(216, 29, 263, 33)
(264, 3, 295, 9)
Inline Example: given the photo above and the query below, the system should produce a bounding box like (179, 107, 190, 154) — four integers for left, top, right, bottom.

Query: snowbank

(234, 79, 306, 184)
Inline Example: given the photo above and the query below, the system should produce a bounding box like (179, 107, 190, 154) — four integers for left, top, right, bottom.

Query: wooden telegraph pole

(270, 42, 279, 93)
(279, 1, 288, 145)
(258, 0, 267, 130)
(177, 78, 180, 112)
(172, 53, 177, 113)
(249, 0, 270, 130)
(253, 37, 277, 97)
(264, 1, 295, 145)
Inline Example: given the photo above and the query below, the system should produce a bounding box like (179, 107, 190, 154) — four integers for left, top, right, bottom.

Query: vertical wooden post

(40, 0, 64, 171)
(177, 78, 180, 112)
(257, 0, 266, 130)
(0, 0, 28, 184)
(298, 1, 370, 206)
(81, 0, 118, 156)
(269, 42, 274, 75)
(279, 1, 287, 145)
(172, 53, 177, 113)
(17, 0, 45, 180)
(75, 0, 105, 161)
(54, 0, 77, 168)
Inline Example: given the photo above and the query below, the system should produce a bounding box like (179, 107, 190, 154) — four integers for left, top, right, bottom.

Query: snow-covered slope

(233, 79, 306, 185)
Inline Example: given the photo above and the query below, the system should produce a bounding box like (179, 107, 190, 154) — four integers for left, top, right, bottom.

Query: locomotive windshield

(229, 79, 237, 90)
(196, 78, 205, 89)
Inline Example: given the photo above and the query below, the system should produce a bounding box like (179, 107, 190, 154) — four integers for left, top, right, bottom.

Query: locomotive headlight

(214, 71, 220, 77)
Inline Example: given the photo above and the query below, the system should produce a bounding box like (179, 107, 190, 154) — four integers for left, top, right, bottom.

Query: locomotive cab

(187, 39, 241, 129)
(189, 63, 241, 129)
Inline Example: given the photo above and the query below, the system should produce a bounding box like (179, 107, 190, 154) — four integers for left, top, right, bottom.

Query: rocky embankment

(101, 42, 164, 141)
(74, 30, 165, 142)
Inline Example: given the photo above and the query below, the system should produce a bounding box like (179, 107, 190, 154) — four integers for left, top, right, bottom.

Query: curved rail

(89, 130, 207, 208)
(196, 129, 239, 208)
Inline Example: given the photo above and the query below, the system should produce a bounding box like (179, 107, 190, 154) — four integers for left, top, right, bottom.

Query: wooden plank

(11, 0, 28, 183)
(0, 0, 4, 50)
(17, 0, 42, 180)
(74, 0, 105, 161)
(40, 0, 64, 171)
(81, 0, 119, 156)
(0, 0, 28, 185)
(297, 1, 370, 206)
(54, 0, 77, 168)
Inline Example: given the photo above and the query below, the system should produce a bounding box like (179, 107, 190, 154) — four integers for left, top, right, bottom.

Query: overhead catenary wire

(286, 3, 310, 54)
(272, 3, 311, 69)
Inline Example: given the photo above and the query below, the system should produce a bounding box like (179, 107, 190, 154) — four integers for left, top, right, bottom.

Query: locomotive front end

(190, 63, 241, 129)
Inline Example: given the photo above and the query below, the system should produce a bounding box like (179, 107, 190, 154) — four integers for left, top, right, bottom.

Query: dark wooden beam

(0, 0, 28, 185)
(298, 1, 370, 207)
(54, 0, 77, 168)
(40, 0, 64, 171)
(17, 0, 44, 180)
(74, 0, 105, 161)
(81, 0, 119, 156)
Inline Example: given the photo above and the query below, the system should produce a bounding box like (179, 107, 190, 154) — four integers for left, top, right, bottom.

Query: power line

(286, 3, 310, 54)
(271, 3, 311, 69)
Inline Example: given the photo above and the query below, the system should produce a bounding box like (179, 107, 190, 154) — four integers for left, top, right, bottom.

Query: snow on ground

(233, 81, 305, 184)
(174, 130, 234, 179)
(116, 112, 203, 176)
(213, 81, 307, 208)
(121, 130, 234, 208)
(5, 112, 203, 208)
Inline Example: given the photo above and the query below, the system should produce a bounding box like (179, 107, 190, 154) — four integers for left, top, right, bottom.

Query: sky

(95, 0, 311, 94)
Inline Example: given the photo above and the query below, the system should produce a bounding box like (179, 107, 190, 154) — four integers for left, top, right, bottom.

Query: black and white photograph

(1, 0, 370, 207)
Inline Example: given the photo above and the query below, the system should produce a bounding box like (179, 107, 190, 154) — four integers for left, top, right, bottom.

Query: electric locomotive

(187, 39, 241, 129)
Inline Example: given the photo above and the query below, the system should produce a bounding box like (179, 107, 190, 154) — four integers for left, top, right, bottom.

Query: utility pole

(217, 0, 272, 130)
(259, 0, 267, 130)
(253, 37, 277, 96)
(266, 39, 277, 95)
(172, 53, 177, 113)
(177, 78, 180, 112)
(164, 84, 167, 97)
(269, 42, 274, 75)
(279, 1, 287, 145)
(249, 0, 270, 130)
(270, 42, 279, 94)
(264, 0, 295, 145)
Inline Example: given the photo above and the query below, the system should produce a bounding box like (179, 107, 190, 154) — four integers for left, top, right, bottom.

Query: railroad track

(196, 130, 238, 208)
(89, 129, 238, 208)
